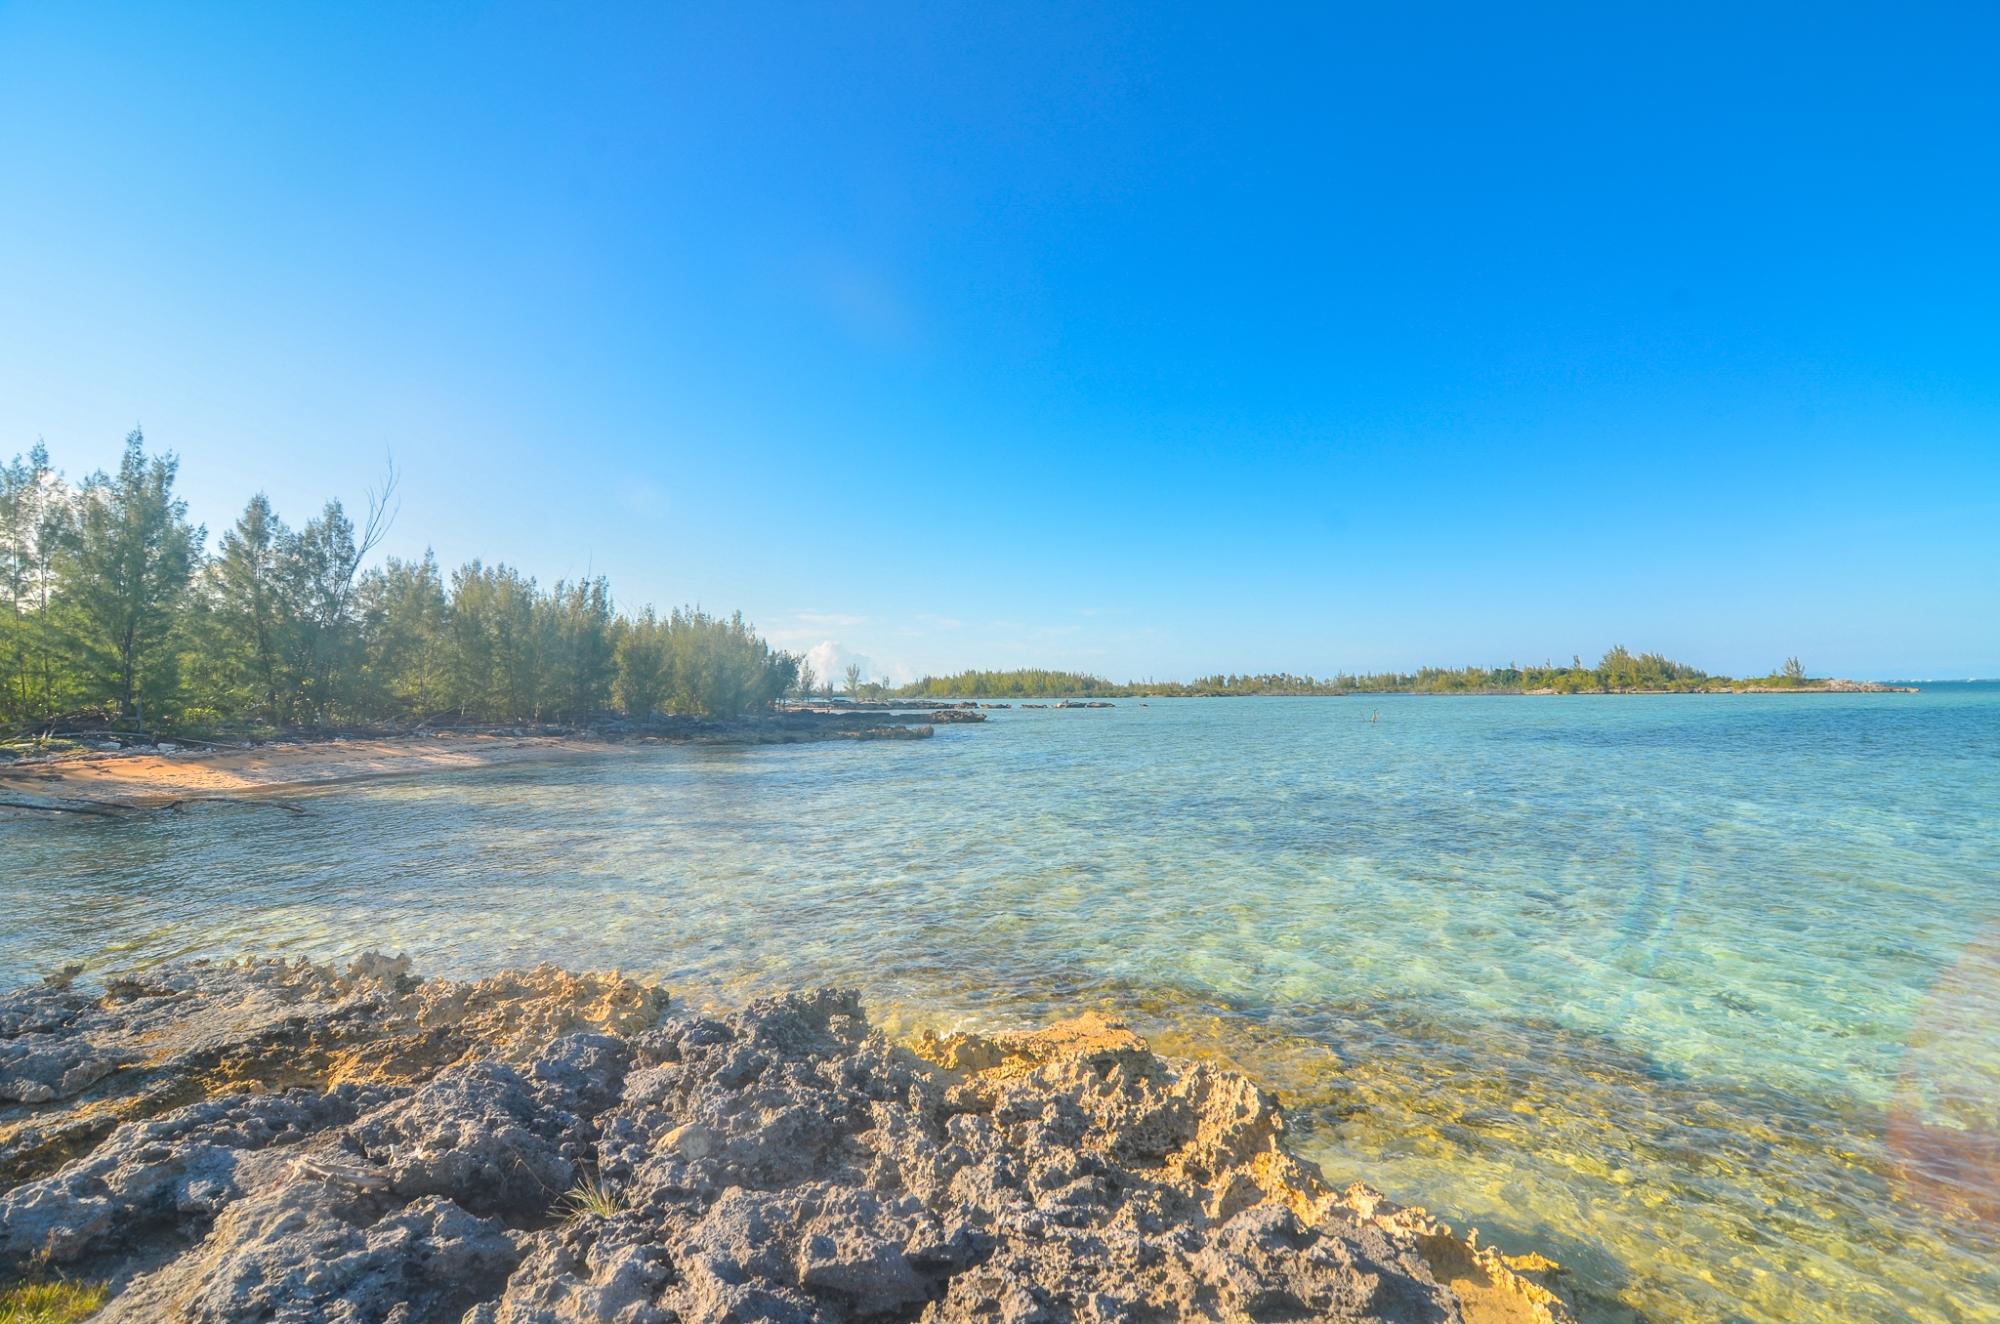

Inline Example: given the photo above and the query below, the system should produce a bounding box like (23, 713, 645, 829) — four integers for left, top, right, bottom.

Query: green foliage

(898, 669, 1122, 699)
(896, 649, 1794, 699)
(49, 431, 202, 727)
(356, 552, 451, 715)
(283, 499, 372, 722)
(199, 492, 292, 721)
(0, 437, 798, 733)
(0, 443, 68, 723)
(542, 578, 617, 720)
(648, 608, 788, 720)
(613, 606, 670, 719)
(0, 1278, 109, 1324)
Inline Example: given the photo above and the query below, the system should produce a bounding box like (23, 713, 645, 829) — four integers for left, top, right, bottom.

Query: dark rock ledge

(0, 958, 1577, 1324)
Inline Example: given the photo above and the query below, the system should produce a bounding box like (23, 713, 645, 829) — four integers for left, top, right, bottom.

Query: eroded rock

(0, 959, 1576, 1323)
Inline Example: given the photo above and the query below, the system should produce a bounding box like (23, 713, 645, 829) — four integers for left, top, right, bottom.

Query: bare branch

(357, 453, 400, 563)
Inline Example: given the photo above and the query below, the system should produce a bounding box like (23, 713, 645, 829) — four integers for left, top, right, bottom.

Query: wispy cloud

(769, 610, 875, 651)
(617, 478, 667, 518)
(804, 252, 919, 350)
(792, 609, 870, 629)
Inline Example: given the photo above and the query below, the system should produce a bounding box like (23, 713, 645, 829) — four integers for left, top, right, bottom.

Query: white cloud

(800, 641, 914, 689)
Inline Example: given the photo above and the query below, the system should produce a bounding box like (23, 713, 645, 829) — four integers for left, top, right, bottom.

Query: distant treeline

(894, 669, 1131, 699)
(896, 650, 1818, 699)
(0, 434, 801, 733)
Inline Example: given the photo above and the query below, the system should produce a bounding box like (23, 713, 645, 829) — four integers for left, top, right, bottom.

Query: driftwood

(3, 729, 246, 746)
(1, 728, 143, 747)
(145, 735, 256, 750)
(0, 798, 133, 818)
(159, 796, 313, 816)
(1, 724, 255, 750)
(1, 794, 311, 818)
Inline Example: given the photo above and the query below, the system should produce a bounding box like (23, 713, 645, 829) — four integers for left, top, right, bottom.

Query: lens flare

(1888, 923, 2000, 1230)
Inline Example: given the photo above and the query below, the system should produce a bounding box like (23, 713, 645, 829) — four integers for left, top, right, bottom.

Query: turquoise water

(4, 688, 1998, 1322)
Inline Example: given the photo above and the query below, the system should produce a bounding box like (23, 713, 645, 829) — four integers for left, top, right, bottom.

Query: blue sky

(3, 3, 1995, 681)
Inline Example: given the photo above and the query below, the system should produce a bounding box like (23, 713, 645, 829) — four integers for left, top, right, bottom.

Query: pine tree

(613, 608, 668, 719)
(543, 577, 616, 719)
(0, 443, 69, 725)
(205, 493, 295, 722)
(53, 431, 202, 728)
(357, 552, 450, 717)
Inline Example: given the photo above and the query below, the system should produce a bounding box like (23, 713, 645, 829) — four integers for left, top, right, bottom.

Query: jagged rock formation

(0, 958, 1576, 1323)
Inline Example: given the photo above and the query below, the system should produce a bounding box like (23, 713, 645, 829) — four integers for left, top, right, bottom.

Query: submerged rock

(0, 958, 1576, 1323)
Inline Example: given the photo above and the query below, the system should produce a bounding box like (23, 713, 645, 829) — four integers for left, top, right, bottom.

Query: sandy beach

(0, 734, 612, 810)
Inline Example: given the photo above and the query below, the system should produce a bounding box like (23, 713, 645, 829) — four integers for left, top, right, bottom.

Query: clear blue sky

(3, 4, 1995, 681)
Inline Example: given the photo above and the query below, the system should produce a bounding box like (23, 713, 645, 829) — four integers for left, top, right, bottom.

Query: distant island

(888, 651, 1913, 700)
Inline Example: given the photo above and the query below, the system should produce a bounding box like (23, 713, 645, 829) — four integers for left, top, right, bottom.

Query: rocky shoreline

(0, 958, 1576, 1323)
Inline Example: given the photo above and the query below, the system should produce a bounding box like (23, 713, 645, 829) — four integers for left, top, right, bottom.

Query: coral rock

(1, 959, 1576, 1324)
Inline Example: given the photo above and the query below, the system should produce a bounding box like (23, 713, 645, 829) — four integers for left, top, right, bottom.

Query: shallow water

(5, 688, 1998, 1322)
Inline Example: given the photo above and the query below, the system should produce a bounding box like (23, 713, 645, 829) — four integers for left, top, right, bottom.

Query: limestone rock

(0, 959, 1576, 1324)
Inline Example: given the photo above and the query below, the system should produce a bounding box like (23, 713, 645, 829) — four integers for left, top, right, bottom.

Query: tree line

(894, 668, 1128, 700)
(894, 647, 1819, 699)
(0, 433, 800, 734)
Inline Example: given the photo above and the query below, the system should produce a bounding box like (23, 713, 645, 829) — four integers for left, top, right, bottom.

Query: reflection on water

(4, 688, 1998, 1322)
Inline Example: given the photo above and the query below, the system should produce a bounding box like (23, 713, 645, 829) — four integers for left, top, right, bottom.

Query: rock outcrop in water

(0, 958, 1576, 1323)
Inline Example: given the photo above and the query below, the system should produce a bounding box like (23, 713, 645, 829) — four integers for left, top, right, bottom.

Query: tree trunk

(120, 623, 139, 727)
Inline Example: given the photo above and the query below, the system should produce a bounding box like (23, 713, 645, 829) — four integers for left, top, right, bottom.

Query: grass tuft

(557, 1168, 624, 1222)
(0, 1280, 110, 1324)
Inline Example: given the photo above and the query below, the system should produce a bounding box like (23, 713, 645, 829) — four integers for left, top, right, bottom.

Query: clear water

(4, 689, 1998, 1323)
